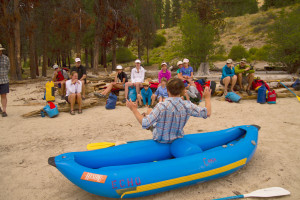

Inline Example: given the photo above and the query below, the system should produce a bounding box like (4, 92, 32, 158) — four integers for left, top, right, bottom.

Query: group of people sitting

(52, 58, 87, 115)
(95, 58, 202, 108)
(221, 58, 255, 96)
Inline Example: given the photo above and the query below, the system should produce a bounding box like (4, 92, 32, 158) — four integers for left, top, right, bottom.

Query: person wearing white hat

(123, 59, 145, 103)
(234, 58, 255, 95)
(95, 65, 128, 98)
(178, 58, 195, 86)
(220, 59, 237, 96)
(176, 61, 183, 75)
(158, 62, 171, 83)
(52, 64, 67, 99)
(0, 44, 10, 117)
(70, 58, 87, 99)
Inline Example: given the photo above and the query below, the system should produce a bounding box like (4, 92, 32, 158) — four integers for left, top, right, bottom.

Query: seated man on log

(65, 71, 82, 115)
(235, 58, 255, 96)
(220, 59, 237, 96)
(126, 78, 211, 144)
(123, 59, 145, 103)
(52, 64, 67, 100)
(95, 65, 128, 98)
(71, 58, 87, 100)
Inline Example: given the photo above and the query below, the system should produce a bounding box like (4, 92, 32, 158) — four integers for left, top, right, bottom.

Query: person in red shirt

(52, 64, 66, 99)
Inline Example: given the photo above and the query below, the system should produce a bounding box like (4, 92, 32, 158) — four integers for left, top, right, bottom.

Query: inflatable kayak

(48, 125, 259, 198)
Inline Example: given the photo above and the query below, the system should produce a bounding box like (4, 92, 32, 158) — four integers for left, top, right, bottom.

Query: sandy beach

(0, 81, 300, 200)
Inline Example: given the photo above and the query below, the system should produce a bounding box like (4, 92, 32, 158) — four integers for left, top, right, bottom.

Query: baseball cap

(135, 59, 141, 64)
(241, 58, 247, 63)
(183, 58, 189, 63)
(75, 58, 81, 62)
(116, 65, 123, 70)
(53, 64, 59, 69)
(177, 61, 183, 66)
(226, 59, 233, 64)
(161, 62, 167, 66)
(0, 44, 5, 50)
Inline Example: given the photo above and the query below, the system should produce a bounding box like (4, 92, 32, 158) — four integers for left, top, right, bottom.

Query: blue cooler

(43, 104, 59, 118)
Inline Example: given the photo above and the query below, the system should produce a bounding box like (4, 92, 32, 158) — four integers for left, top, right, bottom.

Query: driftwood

(22, 98, 105, 118)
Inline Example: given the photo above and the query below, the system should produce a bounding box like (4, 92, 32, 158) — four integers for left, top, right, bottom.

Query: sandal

(70, 110, 75, 115)
(2, 112, 7, 117)
(246, 90, 252, 96)
(78, 109, 82, 114)
(0, 107, 2, 113)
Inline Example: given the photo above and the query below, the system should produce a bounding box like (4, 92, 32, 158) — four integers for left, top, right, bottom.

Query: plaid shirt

(0, 54, 10, 84)
(142, 97, 207, 143)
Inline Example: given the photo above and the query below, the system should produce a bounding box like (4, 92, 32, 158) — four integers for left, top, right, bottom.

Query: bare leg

(101, 83, 114, 96)
(81, 81, 86, 98)
(151, 94, 156, 106)
(135, 82, 142, 94)
(237, 73, 243, 90)
(76, 93, 82, 110)
(223, 76, 230, 95)
(158, 96, 163, 103)
(247, 73, 254, 90)
(1, 94, 7, 113)
(137, 94, 143, 106)
(230, 75, 237, 91)
(68, 94, 76, 112)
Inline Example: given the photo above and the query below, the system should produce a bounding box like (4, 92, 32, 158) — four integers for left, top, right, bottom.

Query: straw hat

(0, 44, 5, 50)
(142, 81, 150, 86)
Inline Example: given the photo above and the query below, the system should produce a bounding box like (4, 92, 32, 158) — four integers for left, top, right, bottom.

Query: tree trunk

(93, 35, 100, 70)
(146, 39, 149, 65)
(137, 37, 142, 59)
(76, 31, 81, 58)
(8, 37, 17, 79)
(102, 45, 107, 69)
(14, 0, 22, 80)
(90, 47, 94, 68)
(29, 34, 36, 79)
(67, 54, 71, 68)
(111, 35, 117, 71)
(85, 47, 89, 68)
(42, 26, 48, 77)
(196, 62, 210, 76)
(34, 45, 39, 76)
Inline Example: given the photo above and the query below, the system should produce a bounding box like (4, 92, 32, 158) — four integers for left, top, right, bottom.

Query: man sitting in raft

(221, 59, 237, 96)
(126, 78, 211, 144)
(235, 58, 255, 96)
(123, 59, 145, 103)
(65, 71, 82, 115)
(95, 65, 128, 98)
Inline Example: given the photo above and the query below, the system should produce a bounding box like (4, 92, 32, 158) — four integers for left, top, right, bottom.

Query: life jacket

(56, 71, 65, 81)
(252, 79, 270, 91)
(194, 82, 203, 99)
(45, 81, 55, 102)
(267, 90, 276, 104)
(149, 82, 159, 93)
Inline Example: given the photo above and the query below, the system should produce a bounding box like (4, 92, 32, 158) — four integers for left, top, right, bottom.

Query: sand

(0, 81, 300, 200)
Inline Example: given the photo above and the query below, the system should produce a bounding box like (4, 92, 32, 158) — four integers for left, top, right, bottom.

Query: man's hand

(245, 67, 250, 71)
(203, 87, 211, 100)
(126, 99, 138, 111)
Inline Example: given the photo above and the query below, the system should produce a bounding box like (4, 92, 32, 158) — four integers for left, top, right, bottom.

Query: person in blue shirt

(137, 82, 153, 108)
(152, 77, 168, 103)
(221, 59, 237, 96)
(178, 58, 196, 87)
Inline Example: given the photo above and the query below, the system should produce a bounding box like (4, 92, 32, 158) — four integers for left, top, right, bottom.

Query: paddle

(213, 187, 290, 200)
(87, 139, 149, 150)
(277, 80, 300, 102)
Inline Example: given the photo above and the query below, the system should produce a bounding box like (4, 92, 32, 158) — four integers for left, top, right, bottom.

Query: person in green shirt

(235, 58, 255, 96)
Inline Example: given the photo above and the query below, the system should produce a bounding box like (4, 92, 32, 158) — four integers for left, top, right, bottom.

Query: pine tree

(164, 0, 171, 28)
(172, 0, 181, 26)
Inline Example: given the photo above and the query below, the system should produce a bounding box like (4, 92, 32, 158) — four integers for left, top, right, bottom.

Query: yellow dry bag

(45, 81, 55, 102)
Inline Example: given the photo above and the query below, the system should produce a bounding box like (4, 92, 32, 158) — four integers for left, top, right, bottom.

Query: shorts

(0, 83, 9, 94)
(65, 96, 70, 104)
(58, 83, 61, 88)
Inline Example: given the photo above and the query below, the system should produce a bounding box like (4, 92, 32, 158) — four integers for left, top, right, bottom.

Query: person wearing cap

(152, 77, 169, 103)
(158, 62, 171, 83)
(234, 58, 255, 95)
(0, 44, 10, 117)
(52, 64, 67, 99)
(137, 81, 153, 108)
(95, 65, 128, 98)
(70, 58, 87, 99)
(176, 61, 183, 75)
(221, 59, 237, 96)
(179, 58, 195, 86)
(123, 59, 145, 103)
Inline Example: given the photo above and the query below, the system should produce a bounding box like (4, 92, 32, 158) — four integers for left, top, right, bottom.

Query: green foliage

(262, 0, 300, 10)
(228, 45, 249, 60)
(179, 13, 217, 67)
(215, 0, 259, 17)
(249, 47, 258, 55)
(152, 34, 167, 48)
(161, 30, 166, 35)
(164, 0, 171, 28)
(252, 24, 270, 33)
(116, 47, 137, 63)
(250, 16, 271, 25)
(210, 44, 227, 61)
(267, 6, 300, 72)
(253, 45, 272, 61)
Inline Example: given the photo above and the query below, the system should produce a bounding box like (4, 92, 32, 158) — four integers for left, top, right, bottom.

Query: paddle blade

(87, 142, 115, 150)
(297, 96, 300, 102)
(244, 187, 290, 198)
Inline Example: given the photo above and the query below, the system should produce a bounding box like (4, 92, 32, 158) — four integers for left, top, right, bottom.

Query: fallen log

(22, 98, 105, 118)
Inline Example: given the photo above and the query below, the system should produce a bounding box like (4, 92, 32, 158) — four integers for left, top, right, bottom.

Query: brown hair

(71, 71, 78, 78)
(161, 77, 167, 83)
(167, 78, 185, 96)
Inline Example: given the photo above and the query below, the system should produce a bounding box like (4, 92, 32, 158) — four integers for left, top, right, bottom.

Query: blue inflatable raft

(48, 125, 259, 198)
